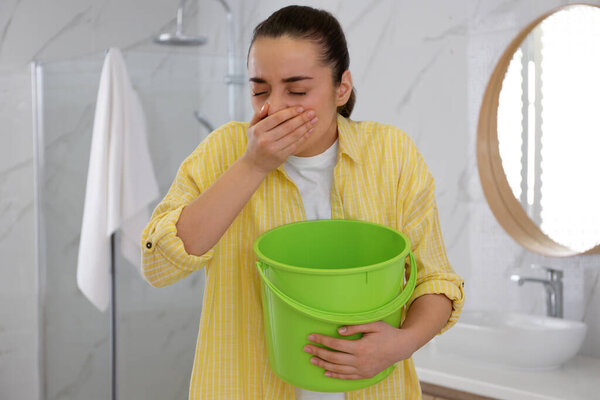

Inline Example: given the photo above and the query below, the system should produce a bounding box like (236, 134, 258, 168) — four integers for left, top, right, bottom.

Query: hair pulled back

(249, 5, 356, 117)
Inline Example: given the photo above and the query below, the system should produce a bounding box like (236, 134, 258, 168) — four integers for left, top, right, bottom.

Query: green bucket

(254, 219, 416, 392)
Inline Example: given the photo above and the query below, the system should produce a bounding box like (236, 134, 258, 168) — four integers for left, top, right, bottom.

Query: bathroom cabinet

(421, 382, 497, 400)
(415, 342, 600, 399)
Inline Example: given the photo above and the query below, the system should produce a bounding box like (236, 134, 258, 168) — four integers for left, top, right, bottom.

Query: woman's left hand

(303, 321, 417, 380)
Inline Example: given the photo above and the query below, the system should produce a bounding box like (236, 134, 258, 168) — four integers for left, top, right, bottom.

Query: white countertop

(413, 341, 600, 400)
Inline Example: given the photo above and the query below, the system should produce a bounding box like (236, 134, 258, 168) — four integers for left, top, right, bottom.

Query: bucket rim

(255, 252, 417, 324)
(253, 219, 411, 275)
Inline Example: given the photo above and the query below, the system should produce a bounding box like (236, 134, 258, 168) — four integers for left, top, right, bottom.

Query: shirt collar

(336, 113, 362, 164)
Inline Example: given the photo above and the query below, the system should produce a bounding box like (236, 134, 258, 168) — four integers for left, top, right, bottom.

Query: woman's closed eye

(252, 90, 307, 96)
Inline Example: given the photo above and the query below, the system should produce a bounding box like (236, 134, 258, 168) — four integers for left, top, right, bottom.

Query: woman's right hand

(241, 103, 317, 174)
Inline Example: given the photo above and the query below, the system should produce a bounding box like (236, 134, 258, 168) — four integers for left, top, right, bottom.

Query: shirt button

(146, 242, 152, 249)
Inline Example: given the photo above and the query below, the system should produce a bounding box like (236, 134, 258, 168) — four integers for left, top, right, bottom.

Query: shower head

(154, 0, 207, 46)
(154, 32, 207, 46)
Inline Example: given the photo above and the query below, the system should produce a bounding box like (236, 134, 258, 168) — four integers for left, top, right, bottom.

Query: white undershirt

(284, 140, 338, 221)
(284, 140, 345, 400)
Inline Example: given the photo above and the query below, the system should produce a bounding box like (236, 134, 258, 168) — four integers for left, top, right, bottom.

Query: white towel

(77, 48, 159, 312)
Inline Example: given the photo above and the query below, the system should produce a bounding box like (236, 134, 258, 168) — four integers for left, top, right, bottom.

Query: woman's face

(247, 36, 352, 156)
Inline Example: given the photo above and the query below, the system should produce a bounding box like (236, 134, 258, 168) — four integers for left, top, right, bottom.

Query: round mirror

(477, 4, 600, 256)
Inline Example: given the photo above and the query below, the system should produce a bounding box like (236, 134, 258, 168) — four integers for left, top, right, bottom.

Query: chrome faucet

(510, 267, 563, 318)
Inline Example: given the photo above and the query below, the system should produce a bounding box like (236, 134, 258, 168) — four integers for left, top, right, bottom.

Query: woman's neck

(293, 114, 338, 157)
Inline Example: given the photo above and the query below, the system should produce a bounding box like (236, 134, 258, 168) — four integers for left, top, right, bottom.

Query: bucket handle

(255, 252, 417, 325)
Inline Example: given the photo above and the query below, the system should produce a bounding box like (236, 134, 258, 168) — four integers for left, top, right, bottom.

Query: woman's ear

(335, 70, 353, 106)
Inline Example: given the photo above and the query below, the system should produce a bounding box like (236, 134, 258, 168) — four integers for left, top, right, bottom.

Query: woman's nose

(266, 93, 287, 115)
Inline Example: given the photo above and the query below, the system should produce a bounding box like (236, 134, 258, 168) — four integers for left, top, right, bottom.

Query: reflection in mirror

(497, 5, 600, 252)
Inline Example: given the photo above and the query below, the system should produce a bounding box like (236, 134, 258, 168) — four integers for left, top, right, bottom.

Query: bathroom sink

(432, 310, 587, 370)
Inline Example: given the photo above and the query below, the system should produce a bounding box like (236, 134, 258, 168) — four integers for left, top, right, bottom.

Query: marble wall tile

(0, 69, 39, 400)
(0, 0, 174, 67)
(0, 0, 244, 67)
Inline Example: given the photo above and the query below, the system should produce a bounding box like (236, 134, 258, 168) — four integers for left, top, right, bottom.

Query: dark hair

(249, 5, 356, 118)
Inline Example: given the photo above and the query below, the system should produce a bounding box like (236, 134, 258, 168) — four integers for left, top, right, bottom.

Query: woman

(141, 5, 464, 400)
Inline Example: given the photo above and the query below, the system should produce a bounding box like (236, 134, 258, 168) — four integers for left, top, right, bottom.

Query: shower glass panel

(39, 48, 233, 400)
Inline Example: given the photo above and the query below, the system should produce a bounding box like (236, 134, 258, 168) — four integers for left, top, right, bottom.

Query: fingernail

(308, 334, 315, 341)
(338, 327, 347, 333)
(325, 372, 332, 377)
(304, 346, 312, 354)
(310, 358, 318, 364)
(296, 106, 304, 113)
(310, 117, 318, 124)
(307, 110, 316, 118)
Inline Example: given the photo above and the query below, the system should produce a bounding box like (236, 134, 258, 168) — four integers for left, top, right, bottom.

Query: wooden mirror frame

(477, 3, 600, 257)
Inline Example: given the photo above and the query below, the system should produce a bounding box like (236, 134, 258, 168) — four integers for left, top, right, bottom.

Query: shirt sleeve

(141, 142, 217, 288)
(397, 137, 464, 334)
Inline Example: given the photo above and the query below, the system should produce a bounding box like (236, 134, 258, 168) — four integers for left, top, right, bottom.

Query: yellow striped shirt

(141, 114, 464, 399)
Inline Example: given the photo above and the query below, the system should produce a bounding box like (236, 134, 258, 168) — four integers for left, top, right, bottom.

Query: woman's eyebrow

(249, 76, 313, 83)
(282, 76, 313, 83)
